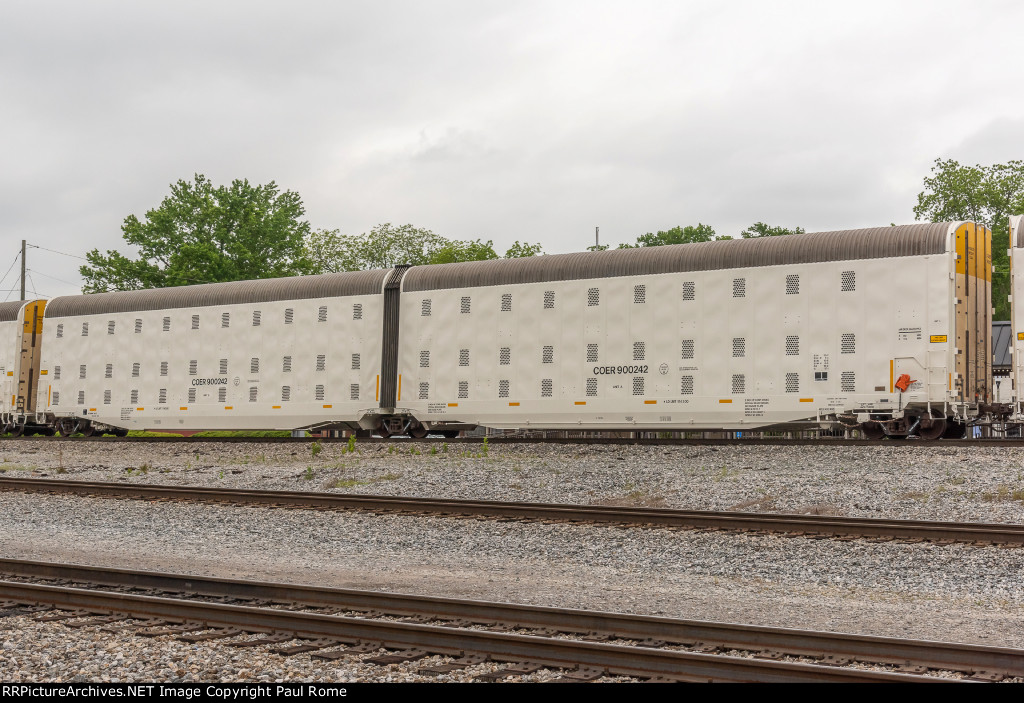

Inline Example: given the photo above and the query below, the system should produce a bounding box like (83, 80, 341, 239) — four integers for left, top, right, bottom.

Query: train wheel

(55, 418, 78, 437)
(408, 423, 428, 439)
(37, 426, 56, 437)
(8, 421, 25, 437)
(113, 428, 129, 437)
(78, 423, 96, 437)
(375, 422, 392, 439)
(860, 422, 885, 440)
(917, 412, 947, 441)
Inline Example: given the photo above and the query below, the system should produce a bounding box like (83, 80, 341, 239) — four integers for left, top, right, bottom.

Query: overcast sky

(2, 0, 1023, 299)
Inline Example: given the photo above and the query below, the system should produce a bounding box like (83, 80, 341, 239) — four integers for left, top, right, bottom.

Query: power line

(26, 243, 89, 261)
(28, 269, 81, 288)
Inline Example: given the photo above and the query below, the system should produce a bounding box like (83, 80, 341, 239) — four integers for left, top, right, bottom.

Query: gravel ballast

(1, 438, 1023, 681)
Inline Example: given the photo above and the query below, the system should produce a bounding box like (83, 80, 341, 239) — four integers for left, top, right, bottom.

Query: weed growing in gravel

(482, 437, 489, 457)
(139, 462, 150, 474)
(304, 466, 315, 481)
(442, 443, 448, 453)
(388, 446, 395, 455)
(217, 470, 225, 480)
(345, 436, 357, 454)
(310, 441, 323, 460)
(410, 446, 421, 455)
(430, 445, 437, 455)
(331, 473, 400, 489)
(981, 485, 1024, 502)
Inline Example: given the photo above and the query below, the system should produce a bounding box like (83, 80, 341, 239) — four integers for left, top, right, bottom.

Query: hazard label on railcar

(930, 335, 947, 343)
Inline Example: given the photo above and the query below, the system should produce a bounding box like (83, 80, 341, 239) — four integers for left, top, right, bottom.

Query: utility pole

(20, 239, 26, 301)
(595, 227, 599, 249)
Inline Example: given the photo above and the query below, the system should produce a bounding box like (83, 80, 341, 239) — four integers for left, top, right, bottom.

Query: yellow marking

(448, 402, 458, 407)
(89, 408, 96, 412)
(272, 405, 281, 409)
(956, 224, 967, 275)
(644, 400, 657, 404)
(799, 398, 814, 403)
(47, 385, 51, 407)
(137, 408, 144, 411)
(719, 399, 732, 404)
(224, 406, 233, 410)
(930, 335, 947, 343)
(6, 371, 11, 376)
(1019, 333, 1024, 341)
(322, 404, 332, 409)
(180, 406, 188, 410)
(397, 374, 401, 401)
(948, 373, 951, 389)
(40, 369, 48, 375)
(890, 360, 894, 393)
(575, 401, 587, 405)
(508, 402, 520, 406)
(376, 375, 380, 402)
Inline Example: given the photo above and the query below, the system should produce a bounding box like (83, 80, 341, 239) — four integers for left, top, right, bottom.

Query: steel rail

(1, 558, 1017, 678)
(2, 477, 1023, 546)
(0, 579, 955, 683)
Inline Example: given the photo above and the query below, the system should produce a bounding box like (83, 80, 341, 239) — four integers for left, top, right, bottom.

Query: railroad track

(2, 435, 1024, 447)
(1, 558, 1015, 682)
(2, 477, 1023, 547)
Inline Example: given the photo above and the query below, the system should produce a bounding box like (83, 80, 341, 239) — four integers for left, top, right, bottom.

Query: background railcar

(0, 299, 47, 435)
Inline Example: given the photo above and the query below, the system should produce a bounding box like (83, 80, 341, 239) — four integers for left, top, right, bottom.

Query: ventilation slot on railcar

(314, 385, 324, 401)
(105, 364, 113, 379)
(419, 350, 430, 368)
(733, 278, 746, 298)
(81, 322, 89, 336)
(132, 362, 141, 378)
(786, 275, 800, 295)
(79, 365, 87, 379)
(191, 315, 200, 330)
(189, 360, 198, 375)
(841, 334, 856, 354)
(103, 390, 111, 405)
(786, 336, 799, 356)
(682, 281, 696, 301)
(841, 271, 856, 292)
(284, 308, 294, 324)
(461, 297, 471, 314)
(680, 376, 694, 395)
(282, 386, 291, 402)
(681, 340, 694, 359)
(501, 293, 512, 312)
(130, 390, 138, 405)
(221, 312, 230, 328)
(786, 373, 799, 393)
(633, 342, 645, 361)
(732, 338, 745, 358)
(250, 358, 260, 374)
(732, 375, 745, 394)
(53, 365, 61, 380)
(219, 359, 228, 375)
(188, 388, 196, 404)
(543, 346, 554, 364)
(500, 347, 511, 365)
(352, 304, 362, 320)
(107, 321, 115, 335)
(634, 285, 646, 304)
(541, 379, 553, 397)
(318, 306, 328, 323)
(77, 391, 85, 405)
(158, 389, 167, 404)
(52, 391, 60, 405)
(421, 299, 431, 316)
(460, 349, 470, 366)
(160, 361, 168, 376)
(458, 381, 469, 399)
(219, 388, 227, 403)
(316, 355, 326, 372)
(56, 323, 63, 338)
(588, 288, 600, 306)
(419, 382, 429, 400)
(543, 291, 555, 309)
(586, 378, 597, 397)
(841, 372, 856, 392)
(632, 377, 645, 396)
(134, 319, 142, 334)
(351, 353, 359, 370)
(587, 344, 598, 363)
(249, 387, 257, 403)
(162, 317, 171, 332)
(252, 311, 261, 326)
(499, 380, 510, 398)
(283, 356, 292, 373)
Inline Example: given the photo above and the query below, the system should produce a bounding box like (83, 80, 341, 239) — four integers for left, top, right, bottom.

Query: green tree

(740, 222, 805, 238)
(914, 158, 1024, 319)
(428, 238, 499, 265)
(504, 240, 544, 258)
(80, 174, 314, 292)
(619, 223, 717, 248)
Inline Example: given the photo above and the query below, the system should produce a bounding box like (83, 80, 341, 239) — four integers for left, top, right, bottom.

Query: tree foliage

(740, 222, 805, 238)
(914, 158, 1024, 319)
(304, 224, 542, 272)
(81, 175, 314, 292)
(618, 223, 718, 248)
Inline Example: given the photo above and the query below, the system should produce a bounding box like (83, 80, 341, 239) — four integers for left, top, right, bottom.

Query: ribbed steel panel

(0, 300, 26, 323)
(1013, 215, 1024, 249)
(403, 223, 953, 292)
(44, 270, 390, 318)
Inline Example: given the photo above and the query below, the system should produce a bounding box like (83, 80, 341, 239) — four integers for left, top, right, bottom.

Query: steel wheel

(917, 412, 947, 441)
(408, 423, 429, 439)
(859, 421, 885, 440)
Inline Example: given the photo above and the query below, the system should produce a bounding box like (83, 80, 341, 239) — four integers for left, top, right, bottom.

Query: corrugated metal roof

(993, 320, 1012, 370)
(44, 270, 390, 318)
(402, 223, 954, 292)
(0, 300, 26, 323)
